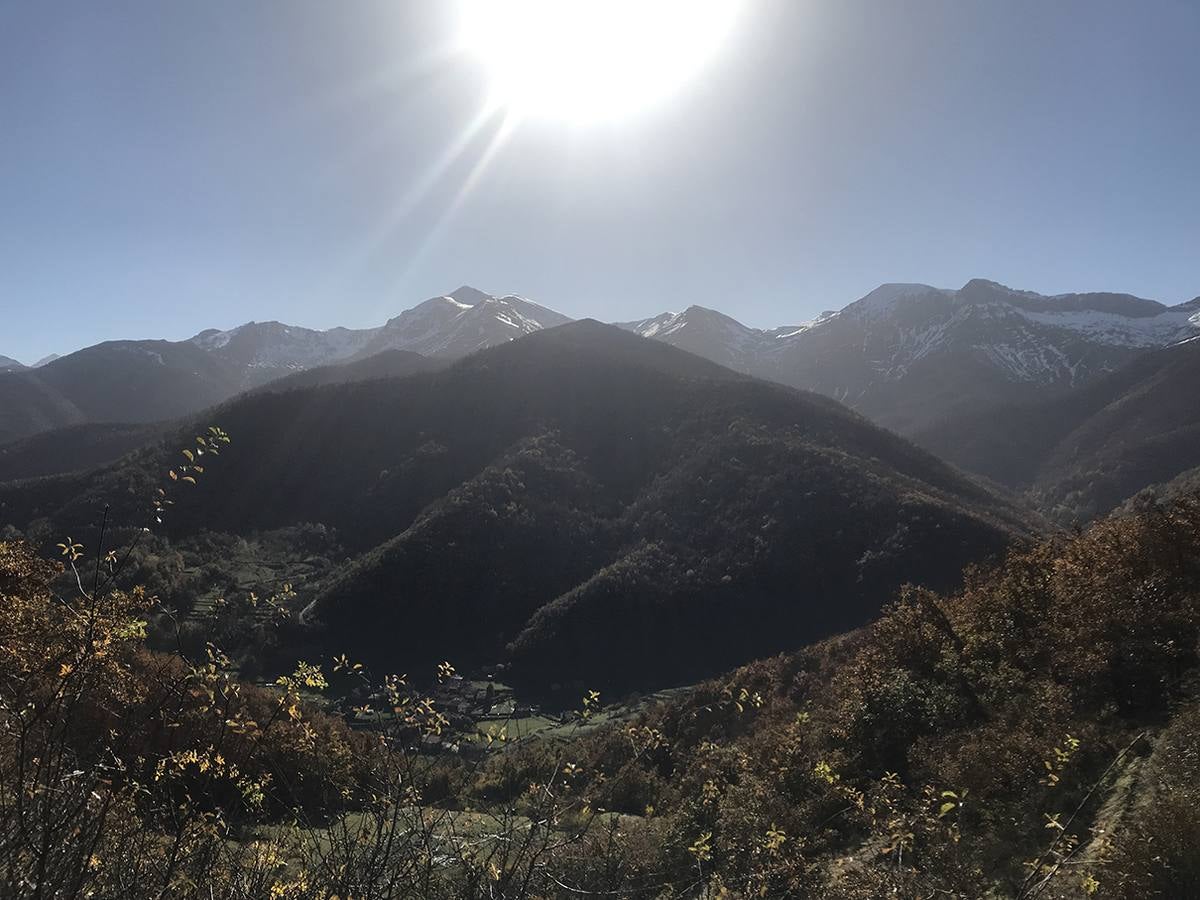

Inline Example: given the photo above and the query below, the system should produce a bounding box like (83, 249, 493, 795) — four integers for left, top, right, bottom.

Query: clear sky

(2, 0, 1198, 363)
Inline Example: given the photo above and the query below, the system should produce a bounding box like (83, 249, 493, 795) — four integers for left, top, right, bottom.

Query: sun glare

(456, 0, 741, 123)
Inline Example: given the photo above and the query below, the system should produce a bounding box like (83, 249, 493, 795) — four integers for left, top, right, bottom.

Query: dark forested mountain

(622, 281, 1200, 435)
(0, 351, 442, 483)
(0, 287, 568, 444)
(0, 422, 168, 483)
(915, 335, 1200, 523)
(0, 355, 26, 373)
(0, 322, 1036, 693)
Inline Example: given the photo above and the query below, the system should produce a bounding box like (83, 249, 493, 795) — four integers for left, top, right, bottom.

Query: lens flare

(456, 0, 741, 123)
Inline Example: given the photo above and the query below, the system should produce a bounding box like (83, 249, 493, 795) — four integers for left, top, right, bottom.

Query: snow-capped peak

(446, 285, 492, 307)
(177, 287, 573, 379)
(851, 282, 945, 313)
(618, 277, 1200, 427)
(189, 325, 243, 351)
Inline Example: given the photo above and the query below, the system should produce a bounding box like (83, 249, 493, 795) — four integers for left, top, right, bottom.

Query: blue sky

(2, 0, 1198, 363)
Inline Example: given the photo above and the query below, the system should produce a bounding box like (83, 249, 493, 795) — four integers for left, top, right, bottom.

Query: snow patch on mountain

(190, 327, 238, 351)
(344, 291, 573, 361)
(620, 279, 1200, 407)
(808, 280, 1200, 381)
(181, 288, 570, 380)
(1016, 307, 1197, 348)
(843, 283, 948, 320)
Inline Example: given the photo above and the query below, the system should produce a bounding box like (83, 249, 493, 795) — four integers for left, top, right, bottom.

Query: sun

(455, 0, 741, 124)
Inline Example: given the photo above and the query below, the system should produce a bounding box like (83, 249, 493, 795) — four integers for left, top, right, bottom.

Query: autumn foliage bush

(1, 420, 1199, 898)
(484, 493, 1200, 896)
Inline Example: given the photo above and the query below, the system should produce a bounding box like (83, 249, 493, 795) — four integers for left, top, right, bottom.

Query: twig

(1019, 731, 1147, 898)
(91, 504, 109, 597)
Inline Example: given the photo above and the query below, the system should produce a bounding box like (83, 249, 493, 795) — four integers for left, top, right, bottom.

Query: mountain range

(619, 279, 1200, 434)
(3, 277, 1198, 525)
(0, 322, 1035, 693)
(6, 278, 1197, 444)
(0, 287, 565, 444)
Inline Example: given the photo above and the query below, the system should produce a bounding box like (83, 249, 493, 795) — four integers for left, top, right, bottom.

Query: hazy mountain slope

(0, 323, 1035, 691)
(0, 370, 86, 444)
(914, 339, 1200, 486)
(33, 340, 248, 423)
(915, 337, 1200, 522)
(1029, 338, 1200, 521)
(0, 355, 26, 372)
(0, 338, 257, 443)
(623, 281, 1200, 436)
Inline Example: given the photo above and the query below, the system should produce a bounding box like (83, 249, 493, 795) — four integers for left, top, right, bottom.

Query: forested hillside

(1, 459, 1196, 898)
(485, 489, 1200, 896)
(0, 322, 1035, 693)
